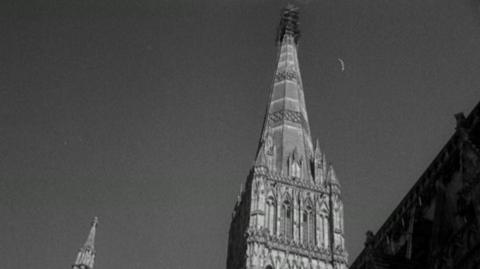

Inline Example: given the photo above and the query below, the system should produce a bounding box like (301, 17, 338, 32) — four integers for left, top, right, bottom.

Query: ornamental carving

(268, 110, 305, 125)
(274, 69, 299, 83)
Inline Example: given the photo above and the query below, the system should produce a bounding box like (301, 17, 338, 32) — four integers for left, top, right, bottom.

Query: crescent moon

(337, 58, 345, 72)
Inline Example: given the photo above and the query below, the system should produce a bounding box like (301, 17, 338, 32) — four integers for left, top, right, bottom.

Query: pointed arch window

(252, 183, 260, 211)
(340, 204, 344, 231)
(302, 204, 315, 245)
(318, 211, 324, 247)
(302, 210, 308, 245)
(266, 197, 276, 235)
(291, 161, 301, 178)
(335, 212, 340, 230)
(309, 207, 315, 244)
(320, 209, 329, 248)
(280, 200, 293, 239)
(334, 202, 342, 231)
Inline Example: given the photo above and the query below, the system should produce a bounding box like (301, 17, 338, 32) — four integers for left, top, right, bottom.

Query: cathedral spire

(256, 4, 314, 180)
(72, 217, 98, 269)
(84, 216, 98, 249)
(227, 6, 348, 269)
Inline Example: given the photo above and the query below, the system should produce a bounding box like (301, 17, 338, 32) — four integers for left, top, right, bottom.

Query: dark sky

(2, 0, 480, 268)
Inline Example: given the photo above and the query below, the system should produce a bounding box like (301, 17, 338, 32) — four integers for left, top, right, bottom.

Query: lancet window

(320, 208, 329, 248)
(266, 197, 276, 235)
(340, 204, 344, 231)
(302, 203, 315, 245)
(291, 161, 301, 178)
(280, 200, 293, 239)
(333, 201, 342, 231)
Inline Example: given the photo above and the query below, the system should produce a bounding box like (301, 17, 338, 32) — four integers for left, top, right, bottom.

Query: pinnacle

(84, 216, 98, 250)
(314, 138, 322, 155)
(328, 165, 341, 187)
(73, 217, 98, 269)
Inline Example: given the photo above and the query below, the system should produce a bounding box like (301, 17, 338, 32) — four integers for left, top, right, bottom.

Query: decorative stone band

(274, 69, 300, 84)
(246, 228, 332, 261)
(253, 166, 327, 193)
(268, 109, 304, 125)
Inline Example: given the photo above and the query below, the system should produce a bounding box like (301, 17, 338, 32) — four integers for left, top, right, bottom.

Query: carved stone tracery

(274, 69, 300, 83)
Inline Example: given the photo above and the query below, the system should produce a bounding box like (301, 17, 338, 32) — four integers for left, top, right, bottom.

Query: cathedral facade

(226, 6, 348, 269)
(350, 102, 480, 269)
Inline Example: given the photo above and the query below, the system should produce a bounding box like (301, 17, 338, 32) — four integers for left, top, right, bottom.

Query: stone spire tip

(276, 4, 301, 44)
(92, 216, 99, 227)
(73, 217, 98, 269)
(328, 165, 341, 186)
(314, 138, 321, 153)
(84, 216, 98, 250)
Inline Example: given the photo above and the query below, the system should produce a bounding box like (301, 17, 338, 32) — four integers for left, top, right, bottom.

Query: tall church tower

(226, 5, 348, 269)
(72, 217, 98, 269)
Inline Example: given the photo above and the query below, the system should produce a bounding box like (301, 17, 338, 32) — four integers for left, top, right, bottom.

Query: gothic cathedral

(226, 6, 348, 269)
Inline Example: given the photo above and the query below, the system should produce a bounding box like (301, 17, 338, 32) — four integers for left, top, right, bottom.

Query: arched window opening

(302, 205, 315, 245)
(286, 202, 293, 239)
(321, 210, 329, 248)
(318, 212, 325, 247)
(336, 213, 340, 230)
(340, 206, 344, 231)
(266, 265, 274, 269)
(309, 209, 315, 245)
(253, 189, 259, 211)
(302, 210, 308, 245)
(266, 197, 276, 235)
(291, 162, 301, 178)
(334, 204, 342, 231)
(280, 200, 293, 240)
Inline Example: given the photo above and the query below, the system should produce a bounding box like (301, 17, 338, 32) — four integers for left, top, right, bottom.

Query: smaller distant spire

(255, 126, 275, 170)
(84, 217, 98, 250)
(72, 217, 98, 269)
(255, 141, 268, 167)
(314, 139, 322, 155)
(327, 165, 341, 187)
(313, 139, 327, 185)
